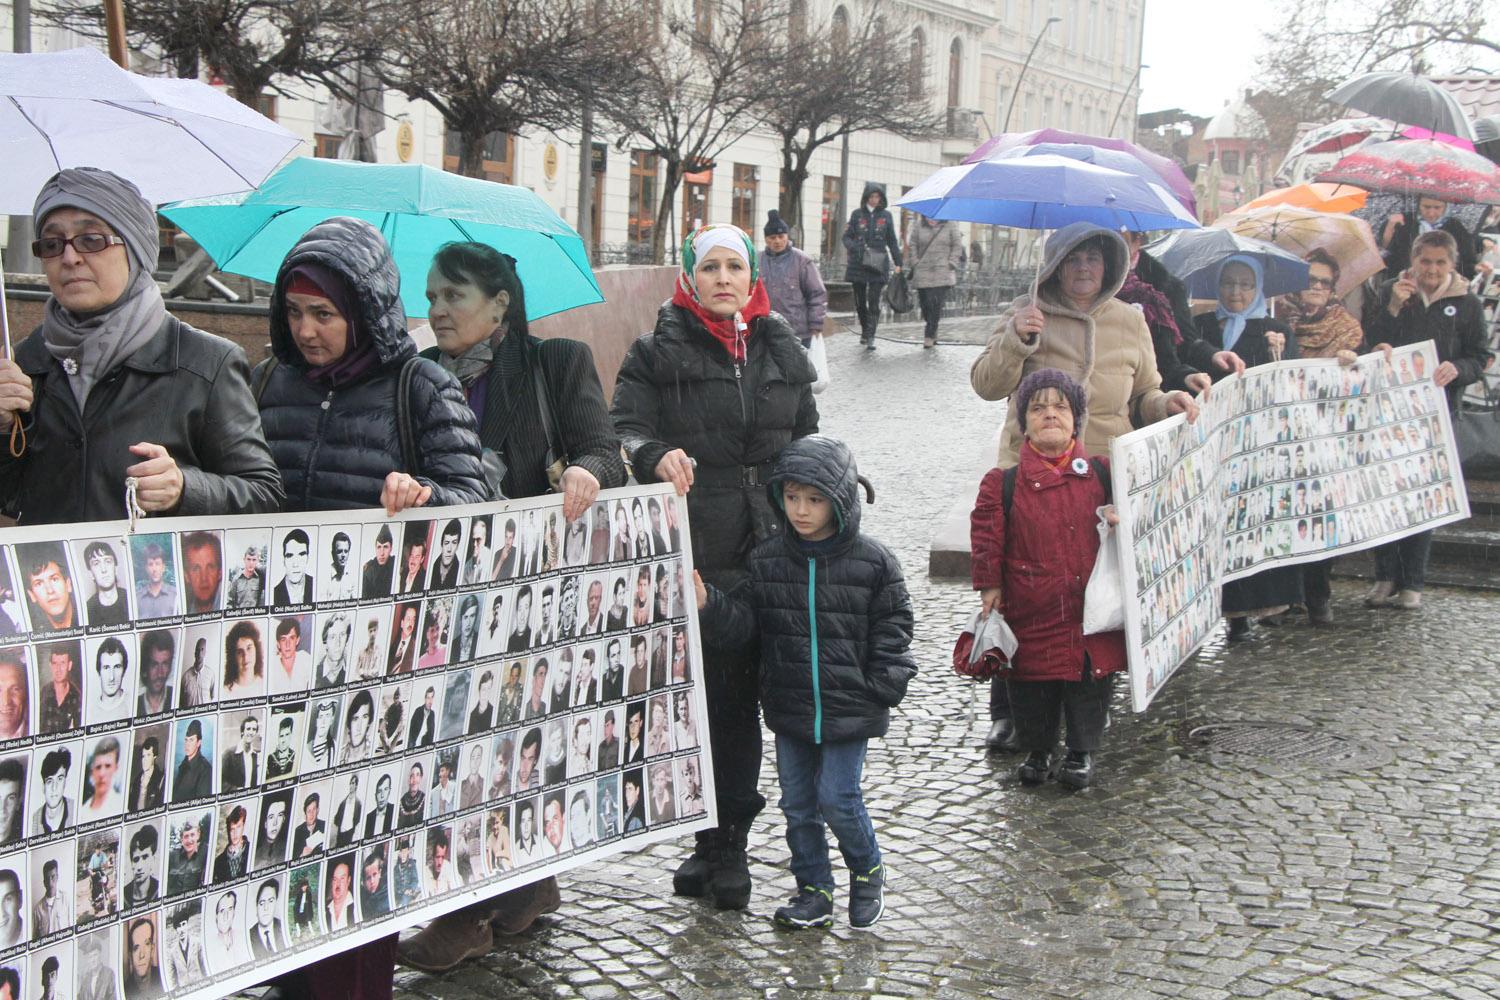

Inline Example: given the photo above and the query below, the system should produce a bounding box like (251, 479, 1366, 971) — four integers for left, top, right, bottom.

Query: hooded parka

(842, 183, 903, 283)
(701, 436, 917, 743)
(255, 218, 489, 511)
(971, 224, 1175, 467)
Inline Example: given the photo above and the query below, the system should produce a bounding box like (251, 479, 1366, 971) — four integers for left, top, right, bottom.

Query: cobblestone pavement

(391, 335, 1500, 1000)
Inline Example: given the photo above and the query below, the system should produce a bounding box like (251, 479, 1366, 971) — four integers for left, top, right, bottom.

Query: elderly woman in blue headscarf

(1183, 254, 1302, 642)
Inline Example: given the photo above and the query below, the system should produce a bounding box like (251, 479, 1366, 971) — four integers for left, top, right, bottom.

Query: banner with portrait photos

(0, 483, 713, 1000)
(1113, 341, 1469, 712)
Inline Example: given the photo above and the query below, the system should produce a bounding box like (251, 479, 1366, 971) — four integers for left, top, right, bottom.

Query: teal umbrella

(162, 158, 602, 320)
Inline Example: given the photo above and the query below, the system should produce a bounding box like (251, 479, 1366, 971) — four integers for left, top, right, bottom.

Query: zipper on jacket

(809, 557, 822, 745)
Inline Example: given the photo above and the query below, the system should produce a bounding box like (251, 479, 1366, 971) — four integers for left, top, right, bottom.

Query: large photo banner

(1112, 342, 1470, 712)
(0, 484, 713, 1000)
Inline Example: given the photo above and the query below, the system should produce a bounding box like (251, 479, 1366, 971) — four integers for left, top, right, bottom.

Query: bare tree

(759, 4, 942, 241)
(41, 1, 373, 105)
(598, 0, 786, 263)
(1253, 0, 1497, 154)
(360, 0, 645, 178)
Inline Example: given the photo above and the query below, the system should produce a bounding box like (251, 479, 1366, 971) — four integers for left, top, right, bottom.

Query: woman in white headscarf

(612, 224, 818, 911)
(1183, 254, 1304, 643)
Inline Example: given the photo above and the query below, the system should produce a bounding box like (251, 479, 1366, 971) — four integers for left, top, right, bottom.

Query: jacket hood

(268, 217, 416, 370)
(767, 435, 875, 548)
(859, 182, 888, 212)
(1037, 223, 1130, 312)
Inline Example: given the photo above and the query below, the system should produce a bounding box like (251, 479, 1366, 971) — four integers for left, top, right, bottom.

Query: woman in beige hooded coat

(969, 223, 1200, 751)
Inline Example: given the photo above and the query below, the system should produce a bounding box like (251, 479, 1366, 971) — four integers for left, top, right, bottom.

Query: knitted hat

(764, 210, 789, 236)
(1014, 367, 1088, 435)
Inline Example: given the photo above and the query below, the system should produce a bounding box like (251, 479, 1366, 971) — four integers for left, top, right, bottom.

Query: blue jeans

(775, 735, 881, 892)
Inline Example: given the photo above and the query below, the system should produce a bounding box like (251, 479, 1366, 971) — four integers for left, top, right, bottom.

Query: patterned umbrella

(1317, 139, 1500, 204)
(1212, 206, 1383, 296)
(1282, 117, 1389, 160)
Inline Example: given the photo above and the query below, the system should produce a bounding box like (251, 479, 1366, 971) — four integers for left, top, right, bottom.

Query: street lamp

(1001, 16, 1060, 133)
(1108, 62, 1149, 138)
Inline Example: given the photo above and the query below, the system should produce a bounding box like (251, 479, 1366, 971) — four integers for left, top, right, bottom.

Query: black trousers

(1008, 672, 1114, 753)
(988, 675, 1011, 721)
(851, 281, 884, 338)
(917, 286, 948, 340)
(1302, 559, 1332, 608)
(703, 642, 766, 826)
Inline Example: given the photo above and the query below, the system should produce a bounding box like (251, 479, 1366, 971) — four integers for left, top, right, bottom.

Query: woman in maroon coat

(970, 368, 1126, 790)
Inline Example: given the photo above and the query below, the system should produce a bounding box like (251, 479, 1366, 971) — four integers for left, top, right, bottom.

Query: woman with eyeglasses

(1280, 248, 1364, 625)
(1184, 254, 1304, 643)
(0, 168, 283, 523)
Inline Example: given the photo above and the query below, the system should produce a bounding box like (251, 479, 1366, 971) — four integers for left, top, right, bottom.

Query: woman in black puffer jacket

(255, 218, 488, 515)
(612, 223, 817, 910)
(253, 219, 486, 1000)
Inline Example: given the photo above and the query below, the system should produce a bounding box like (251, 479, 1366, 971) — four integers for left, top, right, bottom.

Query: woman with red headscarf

(612, 224, 818, 910)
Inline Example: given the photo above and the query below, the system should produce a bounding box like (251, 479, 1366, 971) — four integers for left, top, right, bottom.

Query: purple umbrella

(992, 142, 1197, 213)
(965, 127, 1195, 216)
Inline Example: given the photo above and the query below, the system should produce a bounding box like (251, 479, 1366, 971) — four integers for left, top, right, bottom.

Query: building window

(255, 94, 277, 121)
(947, 39, 962, 109)
(629, 150, 659, 245)
(443, 130, 514, 183)
(731, 163, 757, 232)
(681, 167, 711, 238)
(1043, 96, 1054, 126)
(693, 0, 712, 40)
(1221, 150, 1241, 176)
(908, 29, 925, 100)
(314, 133, 341, 159)
(821, 175, 843, 259)
(789, 0, 807, 38)
(832, 6, 849, 50)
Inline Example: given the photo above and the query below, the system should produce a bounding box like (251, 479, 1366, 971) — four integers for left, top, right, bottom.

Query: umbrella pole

(0, 269, 22, 457)
(1029, 230, 1046, 303)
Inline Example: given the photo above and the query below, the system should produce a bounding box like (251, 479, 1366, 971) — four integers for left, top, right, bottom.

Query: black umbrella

(1325, 72, 1475, 141)
(1475, 116, 1500, 168)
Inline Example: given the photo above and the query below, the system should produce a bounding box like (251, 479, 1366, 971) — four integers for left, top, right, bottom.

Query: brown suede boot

(490, 877, 562, 936)
(396, 904, 494, 973)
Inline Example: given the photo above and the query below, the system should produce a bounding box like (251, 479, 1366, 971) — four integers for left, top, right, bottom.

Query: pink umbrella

(1317, 139, 1500, 204)
(1400, 125, 1475, 151)
(964, 127, 1195, 215)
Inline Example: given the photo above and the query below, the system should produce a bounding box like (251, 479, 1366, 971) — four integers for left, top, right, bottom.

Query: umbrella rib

(6, 96, 62, 176)
(96, 99, 264, 190)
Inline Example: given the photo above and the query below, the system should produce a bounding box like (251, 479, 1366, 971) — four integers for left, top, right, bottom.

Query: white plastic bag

(808, 335, 832, 395)
(1081, 507, 1125, 635)
(973, 608, 1019, 662)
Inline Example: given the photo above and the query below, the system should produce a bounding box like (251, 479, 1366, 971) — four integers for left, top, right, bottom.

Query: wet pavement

(388, 332, 1500, 999)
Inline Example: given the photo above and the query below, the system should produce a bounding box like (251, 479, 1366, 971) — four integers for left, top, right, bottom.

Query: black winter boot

(672, 829, 718, 898)
(708, 823, 752, 910)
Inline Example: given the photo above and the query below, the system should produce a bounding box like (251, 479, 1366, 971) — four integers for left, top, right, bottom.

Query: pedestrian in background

(613, 223, 818, 911)
(760, 211, 827, 349)
(1281, 248, 1364, 625)
(842, 184, 902, 350)
(970, 369, 1125, 790)
(1363, 230, 1490, 610)
(1119, 230, 1210, 394)
(696, 435, 915, 929)
(0, 168, 283, 523)
(905, 216, 964, 348)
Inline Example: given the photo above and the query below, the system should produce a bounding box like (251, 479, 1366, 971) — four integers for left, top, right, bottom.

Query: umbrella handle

(0, 271, 19, 458)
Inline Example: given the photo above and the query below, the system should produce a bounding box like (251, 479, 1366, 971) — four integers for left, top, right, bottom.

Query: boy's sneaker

(848, 864, 885, 929)
(773, 885, 834, 929)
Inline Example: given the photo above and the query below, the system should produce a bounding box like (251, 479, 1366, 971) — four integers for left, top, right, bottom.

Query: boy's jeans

(775, 734, 881, 892)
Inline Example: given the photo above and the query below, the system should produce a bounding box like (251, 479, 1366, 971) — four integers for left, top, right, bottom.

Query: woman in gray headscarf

(0, 167, 283, 524)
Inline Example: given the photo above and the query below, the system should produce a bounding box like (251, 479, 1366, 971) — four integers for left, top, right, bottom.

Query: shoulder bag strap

(397, 356, 422, 476)
(1001, 466, 1018, 518)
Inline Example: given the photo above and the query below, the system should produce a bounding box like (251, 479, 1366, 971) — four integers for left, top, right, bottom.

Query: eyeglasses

(31, 233, 127, 259)
(1306, 277, 1335, 289)
(1218, 279, 1257, 292)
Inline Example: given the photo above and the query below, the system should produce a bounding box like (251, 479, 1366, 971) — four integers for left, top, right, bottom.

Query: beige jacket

(970, 224, 1173, 466)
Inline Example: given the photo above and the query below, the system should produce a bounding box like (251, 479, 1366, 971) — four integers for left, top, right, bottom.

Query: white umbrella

(0, 47, 301, 214)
